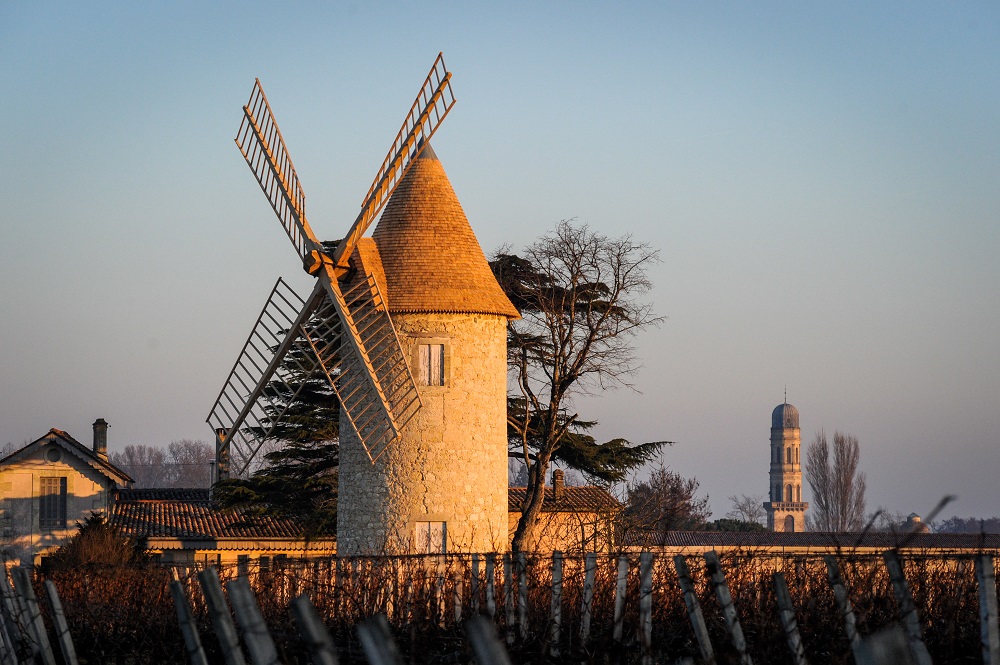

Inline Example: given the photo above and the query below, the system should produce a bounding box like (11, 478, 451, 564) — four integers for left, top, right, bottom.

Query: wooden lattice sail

(208, 54, 455, 473)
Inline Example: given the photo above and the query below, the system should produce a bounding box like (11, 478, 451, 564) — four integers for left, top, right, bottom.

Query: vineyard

(3, 549, 998, 664)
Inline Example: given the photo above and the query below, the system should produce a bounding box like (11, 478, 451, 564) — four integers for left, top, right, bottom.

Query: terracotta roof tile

(508, 486, 621, 513)
(110, 489, 304, 540)
(371, 146, 520, 319)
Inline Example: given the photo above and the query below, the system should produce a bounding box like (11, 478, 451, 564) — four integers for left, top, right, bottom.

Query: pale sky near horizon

(1, 2, 997, 521)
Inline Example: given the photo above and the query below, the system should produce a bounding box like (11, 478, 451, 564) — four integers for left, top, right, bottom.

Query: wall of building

(338, 312, 509, 555)
(507, 510, 618, 553)
(0, 442, 113, 564)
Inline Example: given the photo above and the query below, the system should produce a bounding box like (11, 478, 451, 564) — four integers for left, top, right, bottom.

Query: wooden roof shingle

(370, 144, 520, 319)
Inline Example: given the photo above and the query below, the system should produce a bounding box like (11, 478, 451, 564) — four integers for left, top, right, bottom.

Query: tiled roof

(625, 530, 1000, 550)
(508, 486, 621, 513)
(370, 144, 520, 319)
(110, 489, 305, 540)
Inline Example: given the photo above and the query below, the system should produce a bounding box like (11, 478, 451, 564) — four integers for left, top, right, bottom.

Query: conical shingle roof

(371, 145, 520, 319)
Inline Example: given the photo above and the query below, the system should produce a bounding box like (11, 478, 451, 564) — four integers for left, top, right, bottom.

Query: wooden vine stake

(291, 594, 340, 665)
(356, 614, 405, 665)
(882, 551, 933, 665)
(639, 552, 654, 665)
(550, 551, 563, 658)
(227, 576, 281, 665)
(975, 554, 1000, 665)
(485, 553, 497, 620)
(673, 555, 715, 665)
(465, 615, 513, 665)
(516, 552, 528, 641)
(704, 551, 753, 665)
(773, 572, 808, 665)
(824, 556, 863, 663)
(471, 554, 481, 614)
(198, 567, 248, 665)
(12, 567, 56, 665)
(580, 552, 597, 643)
(503, 553, 514, 646)
(170, 580, 209, 665)
(612, 555, 629, 644)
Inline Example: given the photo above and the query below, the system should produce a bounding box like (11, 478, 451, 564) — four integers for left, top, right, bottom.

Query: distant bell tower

(764, 400, 809, 532)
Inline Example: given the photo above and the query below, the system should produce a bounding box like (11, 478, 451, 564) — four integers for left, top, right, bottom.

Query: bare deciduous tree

(726, 493, 766, 525)
(167, 439, 214, 487)
(494, 221, 666, 552)
(805, 430, 867, 531)
(110, 440, 214, 488)
(111, 445, 167, 488)
(625, 466, 712, 534)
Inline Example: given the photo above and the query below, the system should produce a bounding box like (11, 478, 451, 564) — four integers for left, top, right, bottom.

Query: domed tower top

(771, 402, 799, 430)
(371, 143, 520, 319)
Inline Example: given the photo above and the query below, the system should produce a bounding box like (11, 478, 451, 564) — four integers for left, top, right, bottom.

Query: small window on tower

(417, 344, 446, 386)
(414, 521, 447, 554)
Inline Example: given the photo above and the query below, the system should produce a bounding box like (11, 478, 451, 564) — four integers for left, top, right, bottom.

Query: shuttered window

(39, 477, 67, 529)
(414, 521, 446, 554)
(417, 344, 446, 386)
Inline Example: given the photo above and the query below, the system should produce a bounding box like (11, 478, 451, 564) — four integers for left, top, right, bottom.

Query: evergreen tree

(214, 334, 340, 537)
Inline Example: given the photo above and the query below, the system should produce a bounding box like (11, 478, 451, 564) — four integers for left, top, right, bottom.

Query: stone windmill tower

(338, 143, 519, 555)
(764, 400, 809, 532)
(207, 55, 519, 555)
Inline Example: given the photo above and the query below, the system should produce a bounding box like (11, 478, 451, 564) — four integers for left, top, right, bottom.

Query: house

(109, 489, 335, 569)
(508, 470, 622, 553)
(0, 420, 133, 565)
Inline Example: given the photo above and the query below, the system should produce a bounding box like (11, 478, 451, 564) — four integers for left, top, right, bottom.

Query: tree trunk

(511, 458, 550, 552)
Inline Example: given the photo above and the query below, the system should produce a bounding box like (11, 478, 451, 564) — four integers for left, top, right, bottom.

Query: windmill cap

(371, 144, 520, 318)
(416, 142, 438, 161)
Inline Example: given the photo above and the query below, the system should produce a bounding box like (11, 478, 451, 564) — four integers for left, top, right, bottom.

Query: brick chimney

(215, 428, 230, 482)
(92, 418, 108, 459)
(552, 469, 565, 502)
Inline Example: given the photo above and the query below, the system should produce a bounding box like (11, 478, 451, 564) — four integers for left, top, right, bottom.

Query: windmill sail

(216, 54, 454, 468)
(331, 52, 455, 269)
(236, 79, 318, 261)
(207, 279, 329, 475)
(304, 271, 421, 462)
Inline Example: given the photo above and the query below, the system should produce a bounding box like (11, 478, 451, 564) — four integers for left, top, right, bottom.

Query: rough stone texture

(337, 313, 509, 555)
(764, 403, 809, 532)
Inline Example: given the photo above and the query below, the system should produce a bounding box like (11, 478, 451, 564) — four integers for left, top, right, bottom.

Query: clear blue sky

(2, 2, 997, 520)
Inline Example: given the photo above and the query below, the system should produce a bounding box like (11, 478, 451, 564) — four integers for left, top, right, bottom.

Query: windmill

(209, 55, 520, 554)
(207, 55, 454, 476)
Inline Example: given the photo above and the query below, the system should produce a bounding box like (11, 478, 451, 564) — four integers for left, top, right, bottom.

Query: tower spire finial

(784, 386, 787, 404)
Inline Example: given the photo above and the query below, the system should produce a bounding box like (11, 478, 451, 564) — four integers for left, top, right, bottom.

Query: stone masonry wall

(337, 313, 509, 555)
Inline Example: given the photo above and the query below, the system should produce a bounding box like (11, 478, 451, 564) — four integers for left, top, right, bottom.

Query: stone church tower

(336, 144, 520, 556)
(764, 401, 809, 532)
